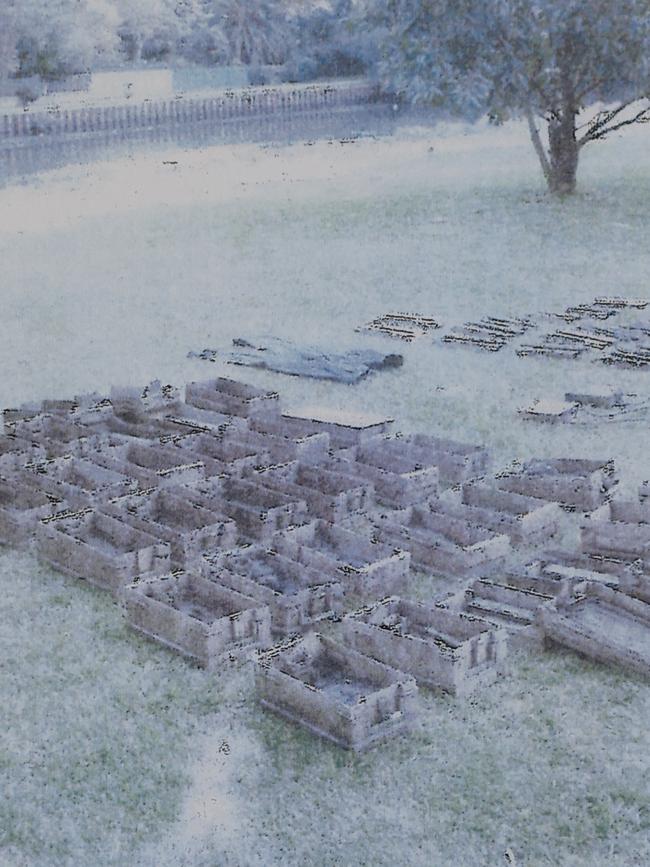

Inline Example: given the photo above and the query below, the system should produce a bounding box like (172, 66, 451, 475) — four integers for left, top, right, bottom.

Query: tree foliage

(0, 0, 374, 82)
(372, 0, 650, 193)
(0, 1, 18, 79)
(288, 0, 373, 81)
(198, 0, 290, 66)
(9, 0, 119, 78)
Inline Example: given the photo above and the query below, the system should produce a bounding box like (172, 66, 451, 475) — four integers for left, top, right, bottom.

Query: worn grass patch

(0, 550, 225, 866)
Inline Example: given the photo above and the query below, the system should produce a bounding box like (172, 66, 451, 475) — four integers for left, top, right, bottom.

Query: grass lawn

(1, 116, 650, 866)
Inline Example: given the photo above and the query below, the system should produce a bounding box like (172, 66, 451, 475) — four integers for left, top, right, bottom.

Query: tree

(372, 0, 650, 194)
(112, 0, 187, 63)
(202, 0, 290, 66)
(288, 0, 373, 81)
(0, 1, 18, 81)
(10, 0, 119, 79)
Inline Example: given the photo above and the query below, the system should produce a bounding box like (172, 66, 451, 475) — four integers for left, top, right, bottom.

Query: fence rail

(1, 80, 378, 141)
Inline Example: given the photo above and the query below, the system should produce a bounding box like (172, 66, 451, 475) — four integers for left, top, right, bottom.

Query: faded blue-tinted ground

(1, 118, 650, 866)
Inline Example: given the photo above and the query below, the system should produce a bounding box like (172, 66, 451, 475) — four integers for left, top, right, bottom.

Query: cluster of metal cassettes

(360, 298, 650, 368)
(4, 374, 649, 749)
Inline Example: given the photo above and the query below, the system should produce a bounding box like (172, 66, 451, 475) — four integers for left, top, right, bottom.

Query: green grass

(0, 551, 229, 866)
(2, 120, 650, 865)
(3, 549, 650, 866)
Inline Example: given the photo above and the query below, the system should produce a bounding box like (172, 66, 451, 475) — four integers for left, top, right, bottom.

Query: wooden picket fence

(0, 79, 378, 140)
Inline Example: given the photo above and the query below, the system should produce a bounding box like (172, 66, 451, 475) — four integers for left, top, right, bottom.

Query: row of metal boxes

(0, 374, 632, 749)
(122, 569, 509, 750)
(436, 479, 650, 680)
(0, 382, 618, 622)
(0, 380, 620, 613)
(0, 377, 508, 588)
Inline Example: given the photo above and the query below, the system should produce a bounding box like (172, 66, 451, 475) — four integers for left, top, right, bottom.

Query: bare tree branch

(579, 101, 650, 147)
(577, 100, 640, 145)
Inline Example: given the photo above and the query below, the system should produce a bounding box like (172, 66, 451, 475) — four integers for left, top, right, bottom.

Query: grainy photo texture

(1, 2, 650, 865)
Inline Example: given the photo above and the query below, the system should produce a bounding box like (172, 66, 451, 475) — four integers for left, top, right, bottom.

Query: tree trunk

(547, 112, 579, 196)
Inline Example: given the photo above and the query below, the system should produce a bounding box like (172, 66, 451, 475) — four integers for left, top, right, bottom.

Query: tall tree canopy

(0, 0, 366, 83)
(0, 1, 18, 79)
(202, 0, 290, 66)
(373, 0, 650, 194)
(2, 0, 120, 80)
(289, 0, 373, 81)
